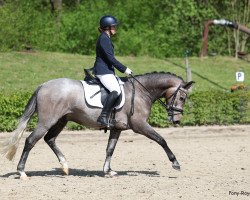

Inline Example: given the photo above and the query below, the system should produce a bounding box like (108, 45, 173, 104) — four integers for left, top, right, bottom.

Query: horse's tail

(0, 85, 42, 161)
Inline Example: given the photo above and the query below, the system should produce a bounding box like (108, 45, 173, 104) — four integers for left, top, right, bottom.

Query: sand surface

(0, 125, 249, 200)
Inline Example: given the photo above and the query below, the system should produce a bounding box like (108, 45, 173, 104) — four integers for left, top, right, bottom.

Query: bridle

(165, 85, 187, 121)
(129, 74, 187, 120)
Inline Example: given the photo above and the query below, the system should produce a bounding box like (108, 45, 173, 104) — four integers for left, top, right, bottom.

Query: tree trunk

(240, 34, 249, 52)
(239, 0, 250, 52)
(227, 29, 232, 55)
(0, 0, 4, 6)
(49, 0, 62, 27)
(50, 0, 62, 12)
(231, 0, 250, 58)
(234, 28, 239, 59)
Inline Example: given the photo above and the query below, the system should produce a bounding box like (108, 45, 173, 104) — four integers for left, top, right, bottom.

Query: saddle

(81, 68, 125, 109)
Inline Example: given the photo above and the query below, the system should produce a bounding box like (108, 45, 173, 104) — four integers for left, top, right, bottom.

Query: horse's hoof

(62, 167, 69, 175)
(172, 160, 181, 171)
(104, 170, 118, 178)
(20, 175, 29, 180)
(61, 162, 69, 175)
(18, 171, 29, 180)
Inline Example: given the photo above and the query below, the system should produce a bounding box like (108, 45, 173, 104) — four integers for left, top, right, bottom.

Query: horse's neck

(136, 76, 181, 101)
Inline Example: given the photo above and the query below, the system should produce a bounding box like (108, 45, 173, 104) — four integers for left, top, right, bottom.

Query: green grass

(0, 51, 250, 93)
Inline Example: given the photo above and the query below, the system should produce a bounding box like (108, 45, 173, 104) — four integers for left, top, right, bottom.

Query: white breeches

(96, 74, 121, 95)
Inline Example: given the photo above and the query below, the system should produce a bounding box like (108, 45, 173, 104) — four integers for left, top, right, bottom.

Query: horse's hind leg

(17, 124, 48, 180)
(103, 129, 121, 177)
(44, 117, 68, 175)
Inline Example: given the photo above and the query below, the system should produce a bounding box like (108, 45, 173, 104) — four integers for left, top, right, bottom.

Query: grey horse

(0, 72, 194, 180)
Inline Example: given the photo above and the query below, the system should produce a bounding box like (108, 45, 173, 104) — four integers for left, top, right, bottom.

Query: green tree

(0, 0, 249, 57)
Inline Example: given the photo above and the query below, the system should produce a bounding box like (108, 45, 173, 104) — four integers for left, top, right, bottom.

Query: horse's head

(164, 81, 194, 124)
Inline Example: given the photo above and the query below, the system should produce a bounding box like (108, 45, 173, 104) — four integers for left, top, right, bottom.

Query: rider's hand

(125, 67, 133, 76)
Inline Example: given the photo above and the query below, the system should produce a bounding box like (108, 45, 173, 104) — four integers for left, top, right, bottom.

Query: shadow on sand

(0, 168, 160, 178)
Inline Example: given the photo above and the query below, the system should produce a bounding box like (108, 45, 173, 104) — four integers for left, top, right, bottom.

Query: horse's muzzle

(173, 120, 180, 126)
(168, 112, 182, 125)
(173, 119, 180, 124)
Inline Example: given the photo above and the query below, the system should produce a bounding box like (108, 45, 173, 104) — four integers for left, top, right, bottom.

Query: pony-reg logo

(229, 190, 250, 196)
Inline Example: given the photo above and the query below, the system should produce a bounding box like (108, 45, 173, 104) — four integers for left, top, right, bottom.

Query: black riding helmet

(100, 15, 118, 29)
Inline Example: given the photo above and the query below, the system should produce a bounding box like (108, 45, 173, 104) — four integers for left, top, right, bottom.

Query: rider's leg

(97, 91, 119, 126)
(96, 74, 121, 127)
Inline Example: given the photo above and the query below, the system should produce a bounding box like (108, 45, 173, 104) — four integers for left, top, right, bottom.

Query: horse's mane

(121, 71, 184, 82)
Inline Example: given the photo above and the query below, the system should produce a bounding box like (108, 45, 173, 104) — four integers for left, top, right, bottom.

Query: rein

(129, 74, 185, 116)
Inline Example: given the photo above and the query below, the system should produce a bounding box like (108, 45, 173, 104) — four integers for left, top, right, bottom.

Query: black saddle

(84, 68, 99, 84)
(83, 68, 122, 106)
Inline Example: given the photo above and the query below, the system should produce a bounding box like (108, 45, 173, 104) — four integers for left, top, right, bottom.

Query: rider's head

(99, 15, 118, 36)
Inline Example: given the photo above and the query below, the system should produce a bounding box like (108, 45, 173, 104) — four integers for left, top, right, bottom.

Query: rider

(94, 15, 133, 127)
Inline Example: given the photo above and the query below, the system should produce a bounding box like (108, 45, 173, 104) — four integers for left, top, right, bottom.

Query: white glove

(125, 68, 133, 75)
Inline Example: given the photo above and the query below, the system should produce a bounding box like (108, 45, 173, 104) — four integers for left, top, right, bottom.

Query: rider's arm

(100, 36, 127, 73)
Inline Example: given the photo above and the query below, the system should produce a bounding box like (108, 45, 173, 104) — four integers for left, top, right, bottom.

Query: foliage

(149, 90, 250, 127)
(0, 1, 62, 52)
(0, 0, 249, 57)
(0, 91, 85, 131)
(0, 90, 249, 132)
(0, 92, 37, 131)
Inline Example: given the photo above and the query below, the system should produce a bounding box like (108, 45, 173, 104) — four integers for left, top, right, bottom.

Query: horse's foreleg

(103, 129, 121, 177)
(44, 117, 68, 175)
(17, 125, 48, 180)
(133, 123, 180, 171)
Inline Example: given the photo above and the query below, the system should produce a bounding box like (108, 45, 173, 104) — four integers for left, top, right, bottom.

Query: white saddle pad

(81, 79, 125, 109)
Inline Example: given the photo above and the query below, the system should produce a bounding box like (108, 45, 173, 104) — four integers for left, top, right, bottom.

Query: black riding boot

(97, 91, 119, 127)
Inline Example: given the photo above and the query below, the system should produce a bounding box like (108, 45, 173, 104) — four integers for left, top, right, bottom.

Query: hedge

(149, 90, 250, 127)
(0, 90, 249, 132)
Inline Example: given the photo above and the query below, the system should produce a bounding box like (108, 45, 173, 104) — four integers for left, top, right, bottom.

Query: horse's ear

(183, 81, 195, 90)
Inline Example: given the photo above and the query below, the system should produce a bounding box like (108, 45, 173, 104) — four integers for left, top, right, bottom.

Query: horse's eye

(179, 97, 185, 102)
